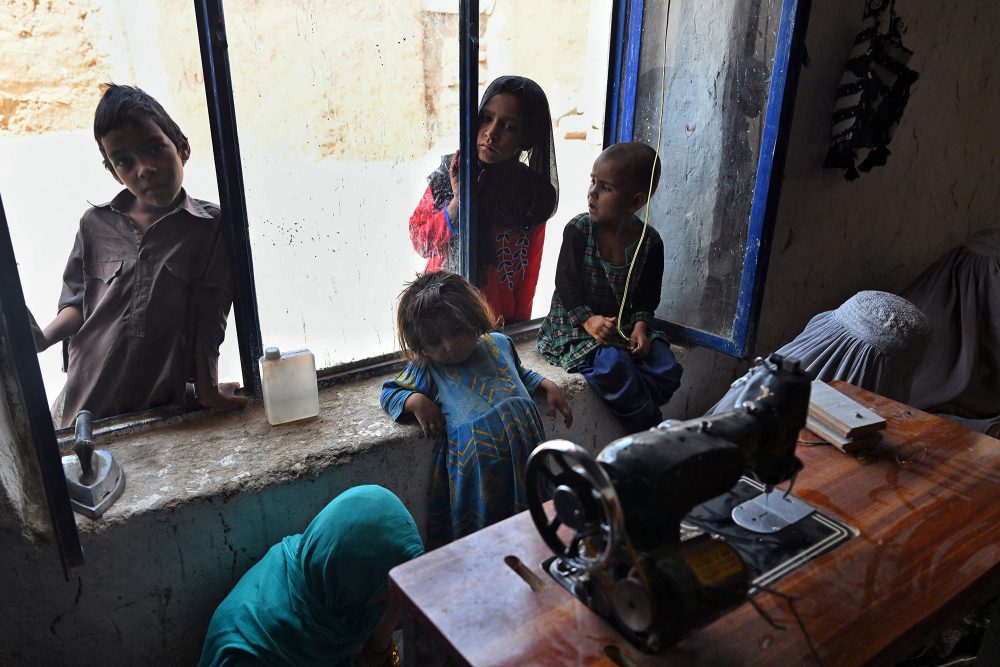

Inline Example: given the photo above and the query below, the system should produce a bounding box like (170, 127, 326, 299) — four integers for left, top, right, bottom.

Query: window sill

(64, 341, 622, 531)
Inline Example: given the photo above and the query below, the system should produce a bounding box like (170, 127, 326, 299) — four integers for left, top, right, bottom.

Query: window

(214, 1, 614, 374)
(0, 0, 618, 566)
(2, 1, 243, 414)
(610, 0, 810, 356)
(0, 0, 806, 568)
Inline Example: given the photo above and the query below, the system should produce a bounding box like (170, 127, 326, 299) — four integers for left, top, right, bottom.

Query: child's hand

(539, 379, 573, 428)
(583, 315, 617, 345)
(447, 152, 488, 221)
(629, 321, 650, 358)
(27, 308, 47, 351)
(404, 393, 446, 439)
(197, 382, 250, 410)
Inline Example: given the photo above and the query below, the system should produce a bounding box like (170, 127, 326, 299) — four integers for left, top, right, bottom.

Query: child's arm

(628, 234, 666, 358)
(37, 231, 87, 352)
(506, 335, 573, 427)
(34, 305, 83, 352)
(192, 229, 248, 410)
(408, 185, 454, 260)
(553, 223, 616, 344)
(536, 378, 573, 428)
(402, 393, 446, 439)
(381, 363, 445, 439)
(408, 152, 486, 260)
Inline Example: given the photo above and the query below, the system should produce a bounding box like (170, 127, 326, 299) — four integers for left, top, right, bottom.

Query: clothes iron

(525, 353, 852, 652)
(62, 410, 125, 519)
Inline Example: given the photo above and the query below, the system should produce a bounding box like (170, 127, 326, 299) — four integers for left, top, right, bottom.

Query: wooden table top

(389, 383, 1000, 666)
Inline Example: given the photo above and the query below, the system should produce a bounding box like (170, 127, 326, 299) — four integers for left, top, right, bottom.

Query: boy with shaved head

(538, 142, 682, 432)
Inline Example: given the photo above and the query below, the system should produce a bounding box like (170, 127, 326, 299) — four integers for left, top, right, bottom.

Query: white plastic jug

(259, 347, 320, 425)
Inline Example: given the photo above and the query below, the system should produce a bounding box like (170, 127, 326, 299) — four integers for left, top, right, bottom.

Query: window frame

(0, 0, 625, 570)
(0, 196, 83, 574)
(609, 0, 812, 358)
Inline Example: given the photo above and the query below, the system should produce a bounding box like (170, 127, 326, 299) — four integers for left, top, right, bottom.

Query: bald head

(598, 142, 661, 197)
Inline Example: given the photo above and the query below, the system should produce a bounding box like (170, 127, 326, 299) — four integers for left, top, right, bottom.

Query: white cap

(264, 347, 281, 360)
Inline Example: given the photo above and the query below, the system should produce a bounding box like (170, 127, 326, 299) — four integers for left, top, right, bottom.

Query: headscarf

(709, 291, 931, 414)
(427, 75, 559, 280)
(198, 485, 424, 667)
(903, 229, 1000, 433)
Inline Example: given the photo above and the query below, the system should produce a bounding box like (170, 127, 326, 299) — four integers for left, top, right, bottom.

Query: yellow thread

(617, 0, 671, 341)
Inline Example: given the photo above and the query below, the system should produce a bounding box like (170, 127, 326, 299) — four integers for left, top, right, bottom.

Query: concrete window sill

(67, 341, 623, 533)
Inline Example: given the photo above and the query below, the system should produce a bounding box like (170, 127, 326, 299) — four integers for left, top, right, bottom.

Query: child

(199, 485, 424, 667)
(409, 75, 558, 322)
(537, 142, 682, 433)
(33, 84, 246, 427)
(381, 271, 572, 547)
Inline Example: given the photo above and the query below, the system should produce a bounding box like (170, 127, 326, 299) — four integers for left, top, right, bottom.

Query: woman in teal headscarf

(199, 485, 425, 666)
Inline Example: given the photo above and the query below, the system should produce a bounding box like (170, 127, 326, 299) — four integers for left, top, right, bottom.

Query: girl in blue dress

(382, 271, 573, 547)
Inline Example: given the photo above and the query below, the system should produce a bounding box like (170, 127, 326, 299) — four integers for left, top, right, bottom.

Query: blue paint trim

(645, 0, 811, 358)
(0, 194, 83, 572)
(458, 0, 479, 281)
(730, 0, 811, 357)
(195, 0, 264, 393)
(618, 0, 645, 142)
(604, 0, 629, 147)
(656, 319, 742, 357)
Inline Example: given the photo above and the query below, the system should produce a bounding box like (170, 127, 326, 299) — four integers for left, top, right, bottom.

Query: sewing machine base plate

(684, 476, 856, 589)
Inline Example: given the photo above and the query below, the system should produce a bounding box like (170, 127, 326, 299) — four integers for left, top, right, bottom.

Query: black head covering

(427, 76, 559, 279)
(478, 75, 559, 214)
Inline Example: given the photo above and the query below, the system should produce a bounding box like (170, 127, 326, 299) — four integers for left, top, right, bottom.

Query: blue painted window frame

(609, 0, 812, 358)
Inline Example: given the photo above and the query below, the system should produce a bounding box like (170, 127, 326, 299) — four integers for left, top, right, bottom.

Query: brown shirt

(57, 189, 233, 427)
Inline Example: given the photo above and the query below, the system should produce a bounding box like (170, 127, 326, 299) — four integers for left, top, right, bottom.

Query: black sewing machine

(524, 353, 854, 653)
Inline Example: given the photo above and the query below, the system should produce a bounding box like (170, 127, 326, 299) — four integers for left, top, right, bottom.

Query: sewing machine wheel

(526, 440, 624, 573)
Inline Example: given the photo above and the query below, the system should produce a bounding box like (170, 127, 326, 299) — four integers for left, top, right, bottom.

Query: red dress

(408, 154, 554, 322)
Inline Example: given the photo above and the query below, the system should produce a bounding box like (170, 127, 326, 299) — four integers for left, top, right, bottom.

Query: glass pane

(225, 1, 460, 369)
(632, 0, 782, 339)
(1, 1, 241, 421)
(480, 0, 615, 320)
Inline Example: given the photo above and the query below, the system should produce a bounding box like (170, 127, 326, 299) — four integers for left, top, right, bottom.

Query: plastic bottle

(259, 347, 320, 425)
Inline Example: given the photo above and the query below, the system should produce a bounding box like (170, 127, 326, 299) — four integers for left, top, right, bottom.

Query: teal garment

(198, 485, 424, 667)
(381, 333, 545, 547)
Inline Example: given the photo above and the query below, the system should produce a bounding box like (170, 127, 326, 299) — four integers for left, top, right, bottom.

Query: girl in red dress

(409, 76, 558, 323)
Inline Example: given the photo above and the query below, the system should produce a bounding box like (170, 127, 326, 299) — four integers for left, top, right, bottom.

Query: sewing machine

(524, 353, 852, 652)
(391, 380, 1000, 665)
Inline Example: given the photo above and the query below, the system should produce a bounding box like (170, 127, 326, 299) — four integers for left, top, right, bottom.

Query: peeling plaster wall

(675, 0, 1000, 415)
(754, 0, 1000, 359)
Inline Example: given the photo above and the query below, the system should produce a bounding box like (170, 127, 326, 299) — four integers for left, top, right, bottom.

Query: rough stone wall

(0, 0, 109, 133)
(0, 1, 600, 156)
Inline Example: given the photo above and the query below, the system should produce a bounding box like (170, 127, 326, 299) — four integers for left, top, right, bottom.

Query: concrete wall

(1, 0, 999, 664)
(670, 0, 1000, 418)
(0, 344, 625, 666)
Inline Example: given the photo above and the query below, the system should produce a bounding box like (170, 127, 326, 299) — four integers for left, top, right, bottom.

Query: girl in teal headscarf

(199, 485, 425, 667)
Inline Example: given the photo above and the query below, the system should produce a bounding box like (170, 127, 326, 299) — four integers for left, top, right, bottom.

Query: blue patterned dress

(381, 333, 546, 547)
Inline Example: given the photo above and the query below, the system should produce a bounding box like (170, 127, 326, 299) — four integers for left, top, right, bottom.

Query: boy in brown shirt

(33, 84, 247, 427)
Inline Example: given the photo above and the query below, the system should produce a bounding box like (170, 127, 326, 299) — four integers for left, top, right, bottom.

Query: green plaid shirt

(537, 213, 669, 370)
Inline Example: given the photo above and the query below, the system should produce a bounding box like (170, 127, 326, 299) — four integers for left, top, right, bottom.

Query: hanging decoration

(823, 0, 919, 181)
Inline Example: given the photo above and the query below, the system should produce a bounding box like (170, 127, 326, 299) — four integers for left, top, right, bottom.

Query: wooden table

(389, 383, 1000, 666)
